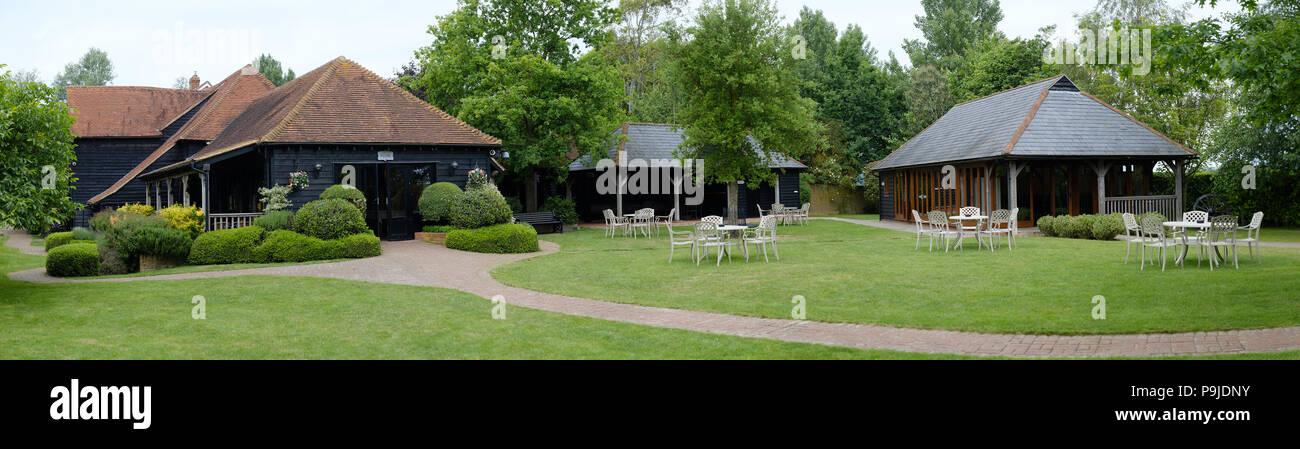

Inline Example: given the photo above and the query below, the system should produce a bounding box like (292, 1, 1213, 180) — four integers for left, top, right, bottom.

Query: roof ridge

(260, 58, 341, 143)
(1002, 87, 1052, 154)
(950, 74, 1064, 109)
(348, 57, 502, 146)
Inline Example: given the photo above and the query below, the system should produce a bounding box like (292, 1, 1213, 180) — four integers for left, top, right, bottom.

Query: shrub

(97, 243, 131, 275)
(158, 204, 205, 237)
(446, 223, 539, 254)
(1036, 216, 1055, 236)
(417, 182, 463, 223)
(336, 232, 381, 258)
(253, 230, 380, 262)
(422, 225, 454, 233)
(121, 226, 193, 259)
(117, 203, 155, 216)
(1051, 216, 1076, 238)
(504, 196, 524, 213)
(253, 210, 295, 232)
(46, 243, 99, 277)
(1073, 215, 1098, 239)
(294, 199, 369, 240)
(321, 184, 367, 215)
(1138, 212, 1167, 225)
(257, 184, 293, 212)
(44, 232, 75, 250)
(88, 210, 120, 232)
(71, 227, 97, 241)
(449, 184, 513, 229)
(188, 226, 265, 265)
(541, 196, 579, 225)
(1091, 213, 1125, 241)
(101, 213, 173, 269)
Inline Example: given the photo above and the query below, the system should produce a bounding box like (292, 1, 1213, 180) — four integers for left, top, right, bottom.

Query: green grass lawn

(495, 221, 1300, 335)
(818, 214, 880, 221)
(0, 235, 966, 359)
(1261, 227, 1300, 243)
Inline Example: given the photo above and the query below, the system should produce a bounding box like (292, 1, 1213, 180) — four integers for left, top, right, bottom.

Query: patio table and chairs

(949, 207, 989, 251)
(627, 209, 654, 238)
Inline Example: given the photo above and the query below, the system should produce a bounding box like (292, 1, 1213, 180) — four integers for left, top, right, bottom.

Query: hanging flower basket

(289, 171, 310, 190)
(466, 168, 489, 189)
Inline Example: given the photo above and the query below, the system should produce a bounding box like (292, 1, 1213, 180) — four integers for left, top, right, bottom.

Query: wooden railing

(1104, 195, 1178, 219)
(206, 213, 264, 231)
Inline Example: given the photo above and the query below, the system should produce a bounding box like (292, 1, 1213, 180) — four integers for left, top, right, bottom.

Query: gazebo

(873, 75, 1195, 226)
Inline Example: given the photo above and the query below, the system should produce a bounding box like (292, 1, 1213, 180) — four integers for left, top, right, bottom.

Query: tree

(13, 70, 42, 85)
(905, 65, 954, 135)
(52, 48, 115, 100)
(609, 0, 686, 117)
(254, 54, 296, 86)
(902, 0, 1004, 71)
(408, 0, 625, 212)
(172, 77, 189, 90)
(0, 66, 80, 231)
(667, 0, 823, 223)
(948, 36, 1052, 103)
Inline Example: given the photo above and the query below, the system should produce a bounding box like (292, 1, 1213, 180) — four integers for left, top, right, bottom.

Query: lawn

(818, 214, 880, 221)
(0, 235, 953, 359)
(494, 220, 1300, 335)
(1261, 226, 1300, 243)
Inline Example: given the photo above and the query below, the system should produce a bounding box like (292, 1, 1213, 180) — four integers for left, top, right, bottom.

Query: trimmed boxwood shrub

(422, 225, 454, 233)
(44, 232, 75, 250)
(253, 210, 295, 232)
(336, 232, 381, 258)
(1051, 216, 1076, 238)
(188, 226, 265, 265)
(449, 184, 513, 229)
(1036, 216, 1055, 236)
(320, 184, 367, 214)
(446, 223, 539, 254)
(1091, 213, 1125, 240)
(1073, 215, 1097, 239)
(417, 182, 463, 224)
(294, 199, 368, 240)
(253, 230, 381, 262)
(47, 243, 100, 277)
(541, 196, 579, 225)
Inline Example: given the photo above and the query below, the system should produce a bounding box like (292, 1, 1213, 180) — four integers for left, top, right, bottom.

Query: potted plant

(289, 171, 310, 190)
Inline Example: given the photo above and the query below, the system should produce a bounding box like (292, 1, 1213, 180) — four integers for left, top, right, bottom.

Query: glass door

(384, 164, 414, 241)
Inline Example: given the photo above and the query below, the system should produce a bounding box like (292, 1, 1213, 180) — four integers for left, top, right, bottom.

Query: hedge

(321, 184, 367, 214)
(47, 243, 100, 277)
(1038, 213, 1130, 240)
(44, 232, 75, 250)
(188, 226, 266, 265)
(294, 199, 368, 240)
(253, 210, 295, 231)
(253, 230, 381, 262)
(1036, 216, 1055, 237)
(446, 223, 539, 254)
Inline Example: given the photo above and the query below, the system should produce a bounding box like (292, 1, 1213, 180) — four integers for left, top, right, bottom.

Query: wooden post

(154, 181, 161, 208)
(201, 173, 209, 231)
(1008, 162, 1023, 220)
(144, 182, 150, 208)
(1091, 161, 1111, 214)
(182, 176, 190, 207)
(166, 178, 173, 207)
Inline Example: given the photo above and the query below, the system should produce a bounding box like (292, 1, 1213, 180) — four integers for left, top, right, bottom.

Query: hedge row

(188, 225, 380, 264)
(46, 243, 100, 277)
(1036, 213, 1160, 241)
(445, 223, 539, 254)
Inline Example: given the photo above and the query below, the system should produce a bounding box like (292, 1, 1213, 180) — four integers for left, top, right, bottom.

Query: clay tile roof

(87, 65, 275, 204)
(197, 56, 500, 161)
(67, 86, 209, 137)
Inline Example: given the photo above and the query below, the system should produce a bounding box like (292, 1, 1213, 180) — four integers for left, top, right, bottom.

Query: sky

(0, 0, 1240, 88)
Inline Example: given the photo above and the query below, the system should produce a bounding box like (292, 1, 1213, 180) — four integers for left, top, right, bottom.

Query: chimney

(189, 72, 200, 90)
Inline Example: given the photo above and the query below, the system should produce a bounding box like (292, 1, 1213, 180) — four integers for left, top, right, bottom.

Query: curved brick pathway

(5, 228, 1299, 357)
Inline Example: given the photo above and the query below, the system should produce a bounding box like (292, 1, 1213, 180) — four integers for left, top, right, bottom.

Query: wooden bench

(514, 211, 564, 234)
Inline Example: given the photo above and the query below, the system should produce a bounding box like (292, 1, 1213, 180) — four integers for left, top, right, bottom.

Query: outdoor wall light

(314, 163, 323, 176)
(451, 161, 459, 169)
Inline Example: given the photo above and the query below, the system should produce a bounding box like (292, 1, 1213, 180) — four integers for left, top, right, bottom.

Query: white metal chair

(911, 210, 929, 250)
(1008, 207, 1020, 248)
(1121, 213, 1153, 264)
(770, 204, 786, 225)
(981, 209, 1013, 252)
(1235, 211, 1264, 263)
(693, 221, 730, 266)
(666, 225, 695, 263)
(795, 203, 810, 225)
(927, 211, 960, 253)
(1198, 215, 1239, 271)
(1139, 216, 1184, 272)
(742, 215, 779, 262)
(1176, 210, 1210, 245)
(654, 208, 677, 237)
(701, 215, 723, 226)
(602, 209, 627, 238)
(632, 208, 656, 238)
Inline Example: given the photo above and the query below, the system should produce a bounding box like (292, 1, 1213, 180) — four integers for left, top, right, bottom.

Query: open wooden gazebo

(873, 75, 1195, 226)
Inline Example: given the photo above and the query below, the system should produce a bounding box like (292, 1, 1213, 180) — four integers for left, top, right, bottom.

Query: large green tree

(948, 36, 1052, 103)
(406, 0, 625, 212)
(667, 0, 822, 223)
(904, 64, 954, 136)
(52, 48, 115, 100)
(0, 66, 80, 231)
(609, 0, 686, 118)
(903, 0, 1005, 71)
(254, 54, 296, 87)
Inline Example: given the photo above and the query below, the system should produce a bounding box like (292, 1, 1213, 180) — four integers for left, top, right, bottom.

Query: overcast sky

(1, 0, 1238, 88)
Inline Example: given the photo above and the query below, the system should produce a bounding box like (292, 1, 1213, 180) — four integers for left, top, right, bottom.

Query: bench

(514, 211, 564, 234)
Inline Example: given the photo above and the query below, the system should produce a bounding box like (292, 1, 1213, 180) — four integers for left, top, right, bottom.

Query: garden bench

(515, 211, 564, 234)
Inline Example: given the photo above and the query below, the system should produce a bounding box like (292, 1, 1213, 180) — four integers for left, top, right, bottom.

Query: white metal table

(949, 215, 988, 250)
(1162, 220, 1220, 266)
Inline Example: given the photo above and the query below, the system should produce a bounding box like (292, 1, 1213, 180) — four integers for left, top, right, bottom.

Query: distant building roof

(569, 122, 806, 171)
(874, 75, 1194, 171)
(67, 86, 209, 138)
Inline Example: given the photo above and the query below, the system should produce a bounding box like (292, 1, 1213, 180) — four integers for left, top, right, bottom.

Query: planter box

(415, 232, 447, 245)
(139, 254, 184, 272)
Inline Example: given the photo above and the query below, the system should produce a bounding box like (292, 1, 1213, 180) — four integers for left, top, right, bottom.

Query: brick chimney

(188, 72, 200, 90)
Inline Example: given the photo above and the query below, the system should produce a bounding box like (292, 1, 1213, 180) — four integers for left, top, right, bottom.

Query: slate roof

(196, 56, 500, 162)
(569, 123, 806, 171)
(67, 86, 209, 138)
(873, 75, 1194, 171)
(88, 66, 276, 204)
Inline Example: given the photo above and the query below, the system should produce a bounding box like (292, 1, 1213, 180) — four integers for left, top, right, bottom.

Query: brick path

(5, 228, 1299, 357)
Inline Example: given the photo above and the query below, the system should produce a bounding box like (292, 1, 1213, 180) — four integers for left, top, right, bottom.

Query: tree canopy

(0, 66, 80, 231)
(254, 54, 296, 87)
(52, 48, 115, 100)
(903, 0, 1005, 71)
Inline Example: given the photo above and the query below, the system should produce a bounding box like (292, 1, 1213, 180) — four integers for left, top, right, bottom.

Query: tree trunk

(525, 169, 538, 212)
(727, 181, 739, 225)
